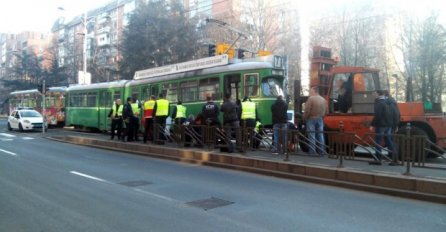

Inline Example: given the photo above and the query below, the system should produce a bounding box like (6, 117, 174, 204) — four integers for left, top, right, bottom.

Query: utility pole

(205, 18, 249, 54)
(42, 80, 46, 134)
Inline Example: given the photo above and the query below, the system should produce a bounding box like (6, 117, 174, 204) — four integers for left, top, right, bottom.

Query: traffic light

(37, 83, 49, 94)
(208, 44, 216, 56)
(237, 48, 246, 59)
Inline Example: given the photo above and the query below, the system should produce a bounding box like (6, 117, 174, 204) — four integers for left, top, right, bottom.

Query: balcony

(97, 34, 110, 47)
(96, 26, 111, 35)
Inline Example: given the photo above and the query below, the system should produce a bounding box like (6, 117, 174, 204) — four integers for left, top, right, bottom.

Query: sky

(0, 0, 111, 33)
(1, 0, 444, 34)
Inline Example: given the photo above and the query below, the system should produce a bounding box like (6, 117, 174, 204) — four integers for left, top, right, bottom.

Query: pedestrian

(370, 90, 397, 165)
(220, 93, 240, 152)
(153, 93, 169, 144)
(304, 86, 327, 156)
(142, 95, 156, 143)
(172, 100, 187, 125)
(131, 97, 141, 141)
(202, 95, 220, 126)
(122, 97, 134, 142)
(201, 95, 220, 147)
(108, 98, 123, 140)
(240, 96, 257, 150)
(271, 95, 288, 155)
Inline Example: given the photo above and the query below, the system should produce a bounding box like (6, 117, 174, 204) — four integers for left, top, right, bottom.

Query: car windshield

(261, 77, 284, 97)
(20, 110, 41, 117)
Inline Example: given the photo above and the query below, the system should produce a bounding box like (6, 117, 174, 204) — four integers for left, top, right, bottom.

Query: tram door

(224, 74, 241, 101)
(98, 90, 112, 131)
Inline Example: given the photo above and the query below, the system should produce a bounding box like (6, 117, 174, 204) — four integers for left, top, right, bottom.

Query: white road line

(22, 137, 34, 140)
(0, 148, 17, 156)
(70, 171, 108, 183)
(0, 139, 13, 141)
(134, 188, 175, 202)
(0, 133, 16, 138)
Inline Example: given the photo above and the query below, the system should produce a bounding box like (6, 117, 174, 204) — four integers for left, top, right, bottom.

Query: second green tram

(65, 56, 287, 131)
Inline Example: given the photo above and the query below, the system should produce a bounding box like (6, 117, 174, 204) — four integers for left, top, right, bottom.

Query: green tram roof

(67, 80, 129, 92)
(127, 61, 275, 86)
(48, 86, 67, 92)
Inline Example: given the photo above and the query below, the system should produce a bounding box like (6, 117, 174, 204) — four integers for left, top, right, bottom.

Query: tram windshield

(261, 77, 284, 97)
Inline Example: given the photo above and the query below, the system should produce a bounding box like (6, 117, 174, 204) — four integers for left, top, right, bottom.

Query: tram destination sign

(134, 54, 229, 80)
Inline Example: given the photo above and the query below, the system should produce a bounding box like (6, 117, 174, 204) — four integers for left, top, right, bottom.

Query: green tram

(65, 55, 287, 131)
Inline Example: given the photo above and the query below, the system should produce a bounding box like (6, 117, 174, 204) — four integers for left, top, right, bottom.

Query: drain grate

(185, 197, 234, 211)
(118, 180, 152, 187)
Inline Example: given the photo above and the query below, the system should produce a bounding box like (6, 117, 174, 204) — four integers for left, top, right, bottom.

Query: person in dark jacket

(271, 95, 288, 155)
(370, 90, 395, 164)
(220, 93, 240, 151)
(201, 96, 220, 126)
(122, 97, 134, 142)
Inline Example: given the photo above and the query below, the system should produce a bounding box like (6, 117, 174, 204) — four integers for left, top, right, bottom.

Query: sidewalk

(47, 130, 446, 203)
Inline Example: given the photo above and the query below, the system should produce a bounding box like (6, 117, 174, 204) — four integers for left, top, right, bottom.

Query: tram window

(87, 92, 97, 107)
(151, 86, 158, 98)
(163, 82, 178, 102)
(244, 73, 259, 97)
(180, 80, 198, 102)
(199, 77, 220, 100)
(131, 87, 139, 101)
(114, 91, 121, 101)
(141, 86, 149, 100)
(261, 77, 284, 97)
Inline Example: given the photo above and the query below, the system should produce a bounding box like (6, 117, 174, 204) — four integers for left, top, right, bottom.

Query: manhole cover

(185, 197, 234, 211)
(118, 180, 152, 187)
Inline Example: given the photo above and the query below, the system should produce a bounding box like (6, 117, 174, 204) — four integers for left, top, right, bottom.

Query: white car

(7, 109, 47, 132)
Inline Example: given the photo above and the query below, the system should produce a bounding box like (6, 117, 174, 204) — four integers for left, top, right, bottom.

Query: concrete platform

(48, 134, 446, 204)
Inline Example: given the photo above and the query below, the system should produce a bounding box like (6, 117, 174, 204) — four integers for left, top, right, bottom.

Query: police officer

(172, 100, 187, 125)
(202, 95, 220, 126)
(122, 97, 134, 142)
(240, 96, 257, 128)
(131, 97, 141, 141)
(153, 93, 169, 144)
(240, 96, 257, 150)
(143, 95, 156, 143)
(108, 98, 123, 140)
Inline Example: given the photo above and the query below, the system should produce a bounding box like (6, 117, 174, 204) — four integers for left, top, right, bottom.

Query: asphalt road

(1, 122, 446, 231)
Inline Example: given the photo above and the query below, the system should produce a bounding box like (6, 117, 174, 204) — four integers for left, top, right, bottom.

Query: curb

(48, 135, 446, 204)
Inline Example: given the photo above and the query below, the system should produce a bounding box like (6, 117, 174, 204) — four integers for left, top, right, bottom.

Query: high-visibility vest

(241, 101, 256, 119)
(143, 100, 156, 118)
(155, 99, 169, 116)
(255, 121, 262, 133)
(112, 104, 123, 117)
(175, 105, 186, 119)
(131, 103, 140, 117)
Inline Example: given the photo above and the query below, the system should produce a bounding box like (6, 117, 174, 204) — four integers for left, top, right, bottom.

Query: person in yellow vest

(172, 100, 187, 125)
(142, 95, 156, 143)
(153, 93, 170, 144)
(108, 98, 123, 140)
(131, 97, 141, 141)
(240, 96, 258, 150)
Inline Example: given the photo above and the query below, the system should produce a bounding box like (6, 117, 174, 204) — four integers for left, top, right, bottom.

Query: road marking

(22, 137, 34, 140)
(0, 133, 16, 138)
(70, 171, 108, 183)
(0, 139, 13, 141)
(0, 148, 17, 156)
(134, 188, 175, 202)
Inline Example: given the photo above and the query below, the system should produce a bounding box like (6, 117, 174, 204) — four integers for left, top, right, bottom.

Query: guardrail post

(338, 121, 344, 168)
(403, 123, 412, 176)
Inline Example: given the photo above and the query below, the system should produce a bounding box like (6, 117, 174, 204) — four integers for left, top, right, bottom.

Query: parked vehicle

(7, 109, 47, 132)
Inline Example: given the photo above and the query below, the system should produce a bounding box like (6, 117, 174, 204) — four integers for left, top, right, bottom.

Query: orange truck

(295, 46, 446, 156)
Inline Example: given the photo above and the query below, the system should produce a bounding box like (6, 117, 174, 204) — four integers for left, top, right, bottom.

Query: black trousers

(110, 118, 122, 139)
(143, 118, 154, 142)
(155, 116, 168, 142)
(132, 116, 140, 141)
